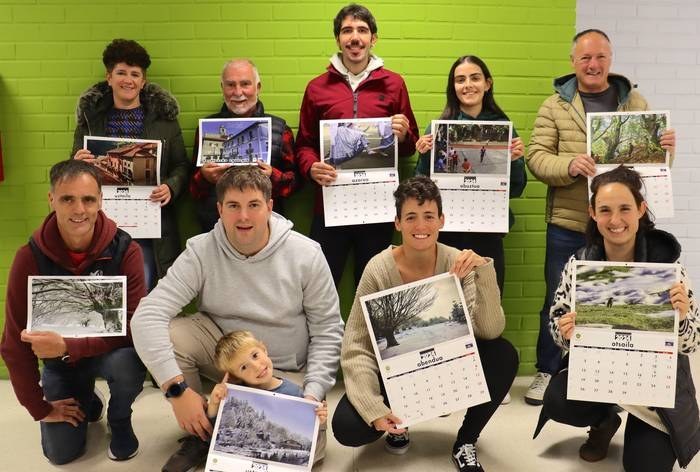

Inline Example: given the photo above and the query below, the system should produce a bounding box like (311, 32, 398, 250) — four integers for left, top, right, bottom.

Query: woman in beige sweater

(331, 176, 518, 472)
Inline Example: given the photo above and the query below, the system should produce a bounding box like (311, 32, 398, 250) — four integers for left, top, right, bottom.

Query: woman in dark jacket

(414, 55, 527, 295)
(534, 165, 700, 471)
(72, 39, 189, 288)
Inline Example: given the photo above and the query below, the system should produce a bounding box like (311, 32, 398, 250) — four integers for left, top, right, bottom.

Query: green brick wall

(0, 0, 576, 378)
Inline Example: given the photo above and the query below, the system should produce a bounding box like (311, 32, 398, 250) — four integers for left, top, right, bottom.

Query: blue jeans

(535, 224, 585, 374)
(40, 347, 146, 464)
(136, 239, 157, 291)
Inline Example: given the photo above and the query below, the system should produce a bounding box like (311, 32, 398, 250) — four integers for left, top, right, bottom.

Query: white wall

(577, 1, 700, 281)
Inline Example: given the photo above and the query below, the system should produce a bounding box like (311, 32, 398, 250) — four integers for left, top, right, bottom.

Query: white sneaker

(525, 372, 551, 405)
(501, 392, 511, 405)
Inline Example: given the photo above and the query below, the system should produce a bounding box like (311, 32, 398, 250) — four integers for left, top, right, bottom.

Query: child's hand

(315, 400, 327, 425)
(207, 373, 230, 417)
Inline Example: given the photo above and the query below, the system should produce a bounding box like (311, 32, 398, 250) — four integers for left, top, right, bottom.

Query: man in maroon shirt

(0, 159, 146, 464)
(295, 3, 419, 287)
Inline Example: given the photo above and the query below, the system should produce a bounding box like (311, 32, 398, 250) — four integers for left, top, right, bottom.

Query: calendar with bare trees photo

(360, 273, 490, 427)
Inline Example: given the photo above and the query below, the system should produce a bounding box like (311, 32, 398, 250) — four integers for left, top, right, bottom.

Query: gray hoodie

(131, 212, 343, 400)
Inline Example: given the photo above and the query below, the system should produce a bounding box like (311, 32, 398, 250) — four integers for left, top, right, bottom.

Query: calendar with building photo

(205, 384, 319, 472)
(320, 117, 398, 226)
(83, 136, 162, 238)
(568, 261, 680, 408)
(587, 111, 674, 218)
(197, 117, 271, 166)
(430, 120, 511, 233)
(360, 273, 490, 427)
(27, 276, 127, 337)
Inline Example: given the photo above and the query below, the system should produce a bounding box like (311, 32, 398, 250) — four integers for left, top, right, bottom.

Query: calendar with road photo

(360, 273, 490, 427)
(568, 261, 680, 408)
(205, 384, 320, 472)
(587, 111, 674, 218)
(196, 117, 272, 166)
(320, 118, 398, 226)
(430, 120, 511, 232)
(83, 136, 162, 238)
(27, 276, 127, 337)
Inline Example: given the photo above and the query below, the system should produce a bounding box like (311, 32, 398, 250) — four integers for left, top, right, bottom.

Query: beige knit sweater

(340, 243, 505, 425)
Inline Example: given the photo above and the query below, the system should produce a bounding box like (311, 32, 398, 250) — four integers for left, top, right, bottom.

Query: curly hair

(394, 175, 442, 218)
(102, 38, 151, 72)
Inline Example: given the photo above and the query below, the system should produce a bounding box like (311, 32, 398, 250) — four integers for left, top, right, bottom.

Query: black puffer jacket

(71, 81, 190, 278)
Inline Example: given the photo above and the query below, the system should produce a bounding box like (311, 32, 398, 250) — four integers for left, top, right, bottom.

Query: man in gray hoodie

(131, 166, 343, 472)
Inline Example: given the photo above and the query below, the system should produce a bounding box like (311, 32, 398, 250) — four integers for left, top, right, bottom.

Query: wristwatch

(164, 380, 189, 399)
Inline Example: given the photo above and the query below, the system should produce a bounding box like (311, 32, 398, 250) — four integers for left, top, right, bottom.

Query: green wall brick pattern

(0, 0, 576, 378)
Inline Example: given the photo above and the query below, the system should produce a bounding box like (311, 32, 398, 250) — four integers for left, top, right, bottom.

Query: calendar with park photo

(430, 120, 512, 233)
(360, 273, 490, 427)
(567, 261, 680, 408)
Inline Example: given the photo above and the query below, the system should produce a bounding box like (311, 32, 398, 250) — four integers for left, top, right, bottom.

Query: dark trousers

(536, 224, 585, 374)
(543, 369, 677, 472)
(332, 338, 518, 448)
(310, 214, 395, 287)
(438, 231, 505, 296)
(40, 347, 146, 465)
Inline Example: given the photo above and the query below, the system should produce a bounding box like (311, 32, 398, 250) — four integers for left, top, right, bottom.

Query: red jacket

(0, 211, 145, 420)
(295, 64, 419, 214)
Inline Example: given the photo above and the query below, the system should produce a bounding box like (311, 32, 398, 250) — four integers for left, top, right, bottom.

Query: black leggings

(437, 232, 505, 296)
(310, 215, 395, 288)
(332, 337, 518, 448)
(543, 369, 677, 472)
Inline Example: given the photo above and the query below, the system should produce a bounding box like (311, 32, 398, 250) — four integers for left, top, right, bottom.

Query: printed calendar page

(360, 273, 490, 427)
(205, 384, 320, 472)
(83, 136, 162, 238)
(197, 117, 272, 166)
(568, 261, 679, 408)
(430, 120, 511, 233)
(587, 111, 674, 218)
(320, 118, 398, 227)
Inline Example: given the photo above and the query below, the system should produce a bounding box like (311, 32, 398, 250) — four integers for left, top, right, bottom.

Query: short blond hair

(214, 330, 266, 379)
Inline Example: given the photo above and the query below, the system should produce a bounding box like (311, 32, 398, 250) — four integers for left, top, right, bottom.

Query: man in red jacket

(0, 159, 147, 464)
(294, 3, 419, 287)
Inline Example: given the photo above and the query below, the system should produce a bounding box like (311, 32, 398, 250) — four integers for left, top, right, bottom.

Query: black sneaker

(87, 387, 105, 422)
(452, 442, 484, 472)
(384, 430, 410, 455)
(108, 418, 139, 461)
(162, 436, 210, 472)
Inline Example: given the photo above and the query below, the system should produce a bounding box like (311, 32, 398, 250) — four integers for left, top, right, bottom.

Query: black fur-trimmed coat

(71, 81, 190, 277)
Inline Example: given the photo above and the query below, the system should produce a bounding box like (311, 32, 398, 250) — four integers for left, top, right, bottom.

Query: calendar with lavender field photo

(568, 261, 680, 408)
(320, 118, 398, 226)
(360, 273, 490, 427)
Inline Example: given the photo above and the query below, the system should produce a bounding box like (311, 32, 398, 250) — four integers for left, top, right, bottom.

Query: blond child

(207, 330, 328, 424)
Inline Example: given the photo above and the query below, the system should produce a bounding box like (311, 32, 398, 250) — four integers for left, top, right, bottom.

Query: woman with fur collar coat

(71, 39, 189, 286)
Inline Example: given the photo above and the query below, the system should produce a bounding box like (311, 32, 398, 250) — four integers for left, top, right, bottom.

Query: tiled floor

(0, 376, 697, 471)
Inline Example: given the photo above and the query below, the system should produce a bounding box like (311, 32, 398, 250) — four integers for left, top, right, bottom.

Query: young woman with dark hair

(533, 165, 700, 471)
(414, 55, 527, 295)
